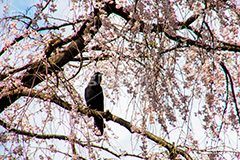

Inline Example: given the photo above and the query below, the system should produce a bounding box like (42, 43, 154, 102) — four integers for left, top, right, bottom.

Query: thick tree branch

(0, 2, 113, 112)
(4, 87, 192, 160)
(103, 111, 192, 160)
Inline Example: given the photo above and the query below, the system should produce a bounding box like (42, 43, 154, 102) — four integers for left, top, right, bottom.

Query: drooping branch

(219, 63, 230, 135)
(0, 118, 144, 159)
(220, 62, 240, 124)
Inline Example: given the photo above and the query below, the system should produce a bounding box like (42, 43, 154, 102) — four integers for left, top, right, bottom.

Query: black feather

(84, 72, 104, 136)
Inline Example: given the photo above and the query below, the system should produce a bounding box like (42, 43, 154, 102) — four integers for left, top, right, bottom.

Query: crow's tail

(94, 117, 104, 136)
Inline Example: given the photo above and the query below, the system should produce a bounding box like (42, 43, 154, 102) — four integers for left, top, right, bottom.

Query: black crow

(84, 72, 104, 136)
